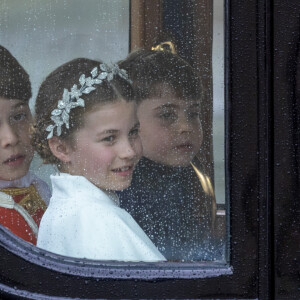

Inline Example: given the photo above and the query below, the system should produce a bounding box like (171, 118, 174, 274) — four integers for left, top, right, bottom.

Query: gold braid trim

(0, 185, 47, 215)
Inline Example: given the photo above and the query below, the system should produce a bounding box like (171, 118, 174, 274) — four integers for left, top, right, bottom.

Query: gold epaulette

(0, 185, 47, 215)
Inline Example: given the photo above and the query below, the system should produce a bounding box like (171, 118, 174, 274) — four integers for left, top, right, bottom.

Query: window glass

(0, 0, 226, 263)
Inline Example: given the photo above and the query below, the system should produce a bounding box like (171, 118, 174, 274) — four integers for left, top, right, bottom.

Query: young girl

(32, 58, 165, 262)
(118, 43, 221, 261)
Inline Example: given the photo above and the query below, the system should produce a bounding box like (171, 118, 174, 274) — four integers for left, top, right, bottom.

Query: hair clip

(151, 41, 177, 54)
(46, 63, 131, 139)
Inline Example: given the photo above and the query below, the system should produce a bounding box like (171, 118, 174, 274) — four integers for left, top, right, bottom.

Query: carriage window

(0, 0, 226, 263)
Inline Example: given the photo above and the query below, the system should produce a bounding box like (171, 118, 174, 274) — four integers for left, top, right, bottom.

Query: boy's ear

(48, 137, 72, 163)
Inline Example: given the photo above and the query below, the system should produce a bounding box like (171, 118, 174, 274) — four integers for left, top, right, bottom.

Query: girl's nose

(0, 124, 19, 148)
(119, 139, 137, 160)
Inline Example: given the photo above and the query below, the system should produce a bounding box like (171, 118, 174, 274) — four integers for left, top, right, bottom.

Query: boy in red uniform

(0, 45, 50, 245)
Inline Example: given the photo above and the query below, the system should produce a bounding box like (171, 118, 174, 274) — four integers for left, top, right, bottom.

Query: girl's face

(65, 100, 142, 190)
(137, 95, 203, 167)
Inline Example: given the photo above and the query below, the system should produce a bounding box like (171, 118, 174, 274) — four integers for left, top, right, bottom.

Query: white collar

(0, 171, 37, 189)
(50, 173, 120, 207)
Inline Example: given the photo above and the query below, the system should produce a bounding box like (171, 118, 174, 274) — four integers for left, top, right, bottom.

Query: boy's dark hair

(0, 45, 32, 102)
(33, 57, 135, 165)
(118, 49, 203, 103)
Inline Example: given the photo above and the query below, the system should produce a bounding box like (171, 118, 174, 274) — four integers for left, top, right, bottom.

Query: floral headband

(46, 63, 131, 139)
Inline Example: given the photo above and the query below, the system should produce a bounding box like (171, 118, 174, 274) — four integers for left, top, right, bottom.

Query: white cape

(37, 173, 165, 262)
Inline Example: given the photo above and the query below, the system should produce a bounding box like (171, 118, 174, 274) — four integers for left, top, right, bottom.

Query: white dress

(37, 173, 165, 262)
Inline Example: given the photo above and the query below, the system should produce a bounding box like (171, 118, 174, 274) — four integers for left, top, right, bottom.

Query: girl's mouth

(3, 155, 25, 167)
(112, 165, 133, 177)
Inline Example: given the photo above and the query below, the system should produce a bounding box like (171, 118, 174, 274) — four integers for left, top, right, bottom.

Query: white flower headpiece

(46, 63, 131, 139)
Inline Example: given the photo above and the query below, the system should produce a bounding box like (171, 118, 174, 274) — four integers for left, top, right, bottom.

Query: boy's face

(137, 95, 203, 167)
(0, 98, 34, 181)
(64, 100, 142, 191)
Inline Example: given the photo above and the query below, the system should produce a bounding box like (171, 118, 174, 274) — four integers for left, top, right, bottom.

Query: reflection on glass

(0, 0, 226, 263)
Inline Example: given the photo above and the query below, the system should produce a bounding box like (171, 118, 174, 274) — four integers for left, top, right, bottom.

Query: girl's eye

(129, 128, 139, 138)
(102, 135, 115, 143)
(11, 113, 27, 122)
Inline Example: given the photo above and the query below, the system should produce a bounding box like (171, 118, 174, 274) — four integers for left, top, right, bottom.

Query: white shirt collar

(0, 171, 37, 189)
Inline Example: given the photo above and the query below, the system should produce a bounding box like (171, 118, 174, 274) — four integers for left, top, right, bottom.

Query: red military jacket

(0, 185, 47, 245)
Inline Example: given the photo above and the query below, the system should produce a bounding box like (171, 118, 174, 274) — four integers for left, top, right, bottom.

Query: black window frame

(0, 0, 299, 299)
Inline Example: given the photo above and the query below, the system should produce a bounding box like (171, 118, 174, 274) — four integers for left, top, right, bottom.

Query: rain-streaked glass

(0, 0, 226, 263)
